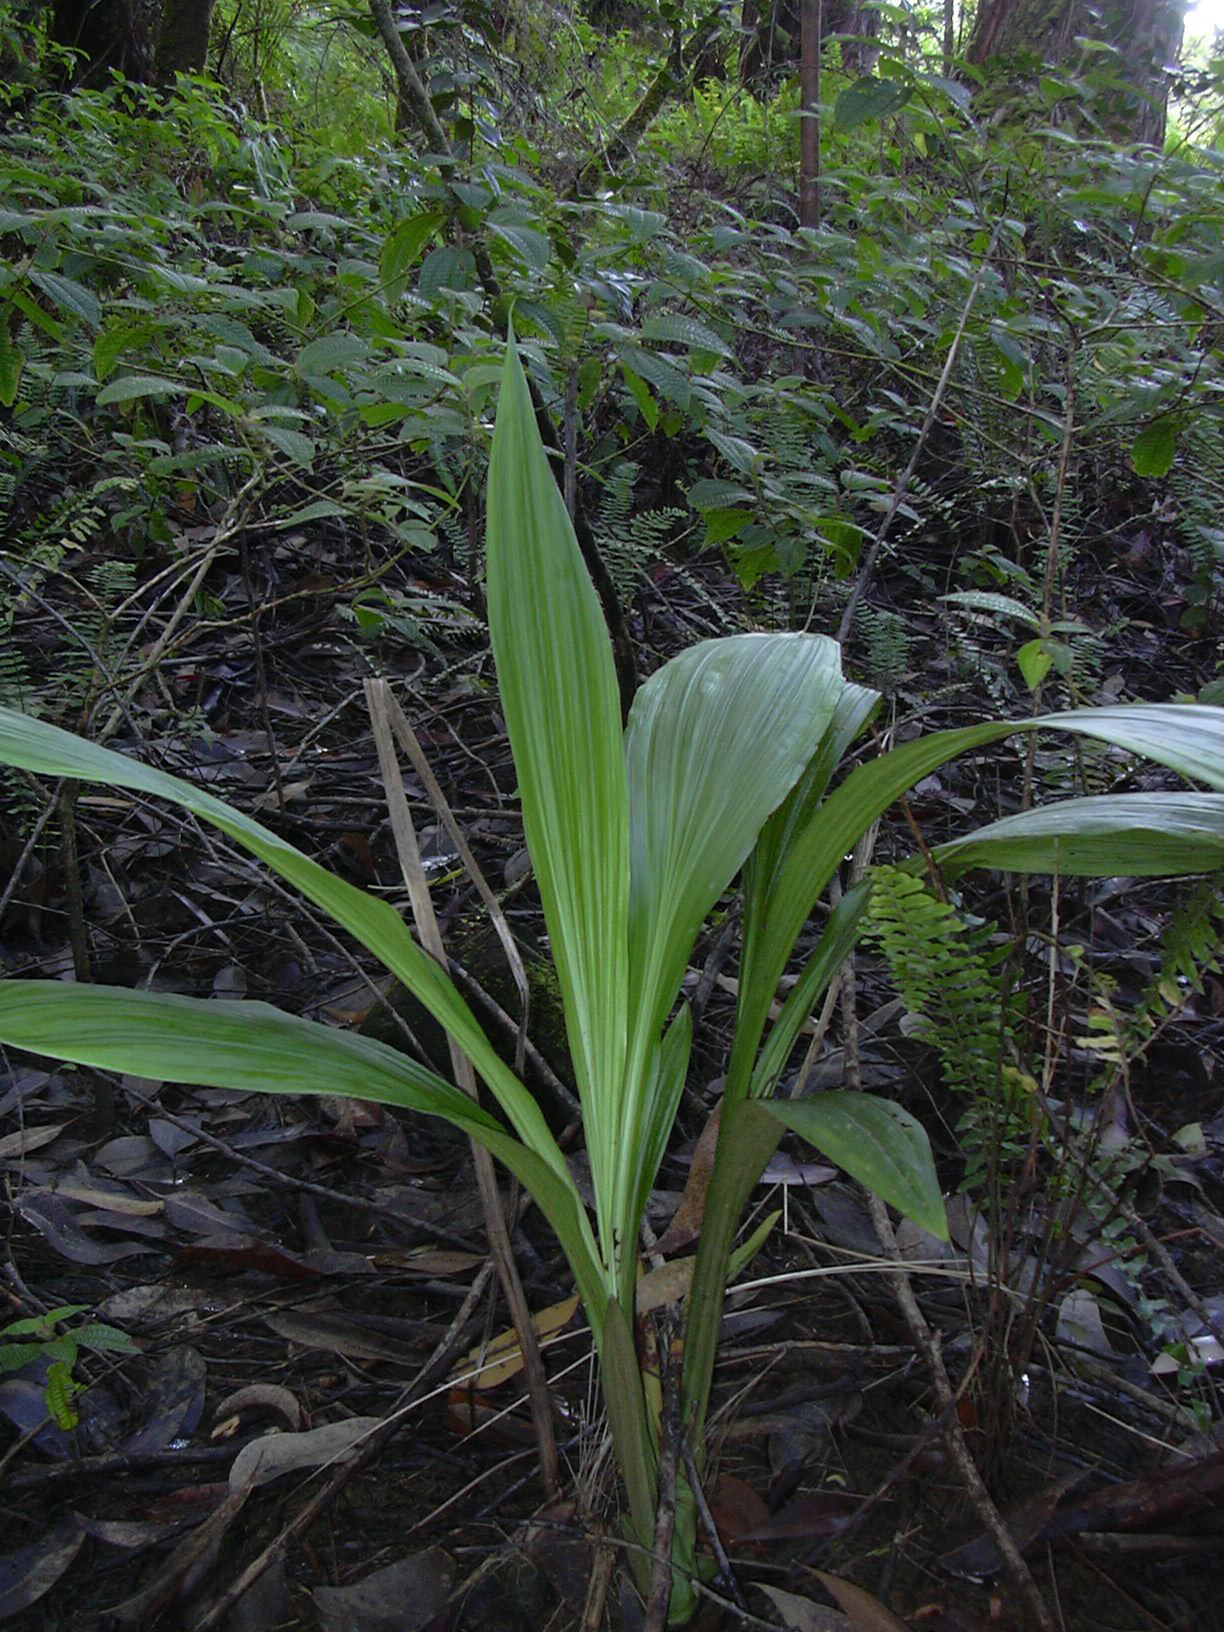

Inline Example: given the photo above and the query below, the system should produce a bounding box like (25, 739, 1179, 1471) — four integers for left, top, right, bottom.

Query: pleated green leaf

(932, 793, 1224, 878)
(625, 634, 845, 1049)
(760, 1092, 948, 1241)
(485, 338, 629, 1275)
(0, 981, 607, 1330)
(0, 705, 567, 1187)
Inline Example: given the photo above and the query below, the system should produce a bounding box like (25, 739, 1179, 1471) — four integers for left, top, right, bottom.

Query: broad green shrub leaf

(1132, 420, 1176, 476)
(621, 344, 690, 410)
(760, 1093, 948, 1241)
(489, 221, 551, 269)
(28, 269, 100, 328)
(260, 426, 316, 468)
(380, 212, 444, 300)
(419, 246, 477, 297)
(485, 336, 629, 1270)
(1017, 638, 1052, 690)
(640, 314, 732, 359)
(943, 591, 1038, 625)
(622, 361, 659, 429)
(835, 77, 913, 132)
(296, 332, 369, 376)
(96, 374, 183, 406)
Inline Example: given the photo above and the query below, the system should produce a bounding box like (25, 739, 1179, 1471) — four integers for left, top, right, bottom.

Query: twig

(683, 1440, 748, 1610)
(865, 1192, 1060, 1632)
(238, 533, 285, 815)
(192, 1257, 497, 1631)
(376, 683, 530, 1075)
(366, 679, 561, 1498)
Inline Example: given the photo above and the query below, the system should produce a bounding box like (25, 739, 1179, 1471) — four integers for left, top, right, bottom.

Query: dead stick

(366, 679, 561, 1498)
(866, 1192, 1059, 1632)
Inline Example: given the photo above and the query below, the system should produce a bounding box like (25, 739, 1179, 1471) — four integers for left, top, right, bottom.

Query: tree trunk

(969, 0, 1186, 144)
(741, 0, 876, 91)
(799, 0, 821, 229)
(155, 0, 216, 79)
(50, 0, 152, 86)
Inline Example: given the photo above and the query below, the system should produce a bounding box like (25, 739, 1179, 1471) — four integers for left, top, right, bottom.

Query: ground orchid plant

(2, 339, 1222, 1622)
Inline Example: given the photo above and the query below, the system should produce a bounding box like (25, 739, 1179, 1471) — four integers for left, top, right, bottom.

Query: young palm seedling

(2, 339, 1222, 1622)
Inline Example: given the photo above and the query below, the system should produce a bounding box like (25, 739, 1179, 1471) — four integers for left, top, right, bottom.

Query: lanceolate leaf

(751, 882, 873, 1098)
(748, 705, 1224, 1086)
(0, 981, 607, 1329)
(485, 337, 629, 1277)
(932, 793, 1224, 878)
(736, 683, 879, 1099)
(759, 1092, 947, 1241)
(0, 707, 567, 1187)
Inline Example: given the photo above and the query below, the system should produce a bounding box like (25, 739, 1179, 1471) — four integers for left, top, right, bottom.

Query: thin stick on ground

(366, 678, 561, 1499)
(866, 1190, 1060, 1632)
(192, 1258, 497, 1631)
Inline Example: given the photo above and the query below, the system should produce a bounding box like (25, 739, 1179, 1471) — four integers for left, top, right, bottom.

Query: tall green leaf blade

(737, 683, 879, 1100)
(933, 793, 1224, 877)
(681, 1098, 788, 1445)
(485, 339, 629, 1274)
(751, 882, 872, 1098)
(0, 707, 565, 1183)
(0, 981, 606, 1330)
(625, 1002, 693, 1263)
(602, 1295, 656, 1560)
(760, 1092, 947, 1241)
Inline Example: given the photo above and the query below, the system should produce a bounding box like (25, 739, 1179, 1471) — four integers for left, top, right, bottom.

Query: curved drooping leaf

(1043, 705, 1224, 791)
(749, 705, 1224, 1084)
(758, 1092, 948, 1242)
(0, 982, 497, 1124)
(485, 338, 629, 1271)
(0, 706, 566, 1185)
(932, 793, 1224, 878)
(0, 982, 606, 1326)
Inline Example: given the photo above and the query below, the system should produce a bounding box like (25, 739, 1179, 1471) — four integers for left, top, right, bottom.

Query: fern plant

(594, 458, 685, 608)
(865, 866, 1033, 1194)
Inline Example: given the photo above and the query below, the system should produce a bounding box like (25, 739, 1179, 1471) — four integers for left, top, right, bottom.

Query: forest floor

(2, 508, 1223, 1632)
